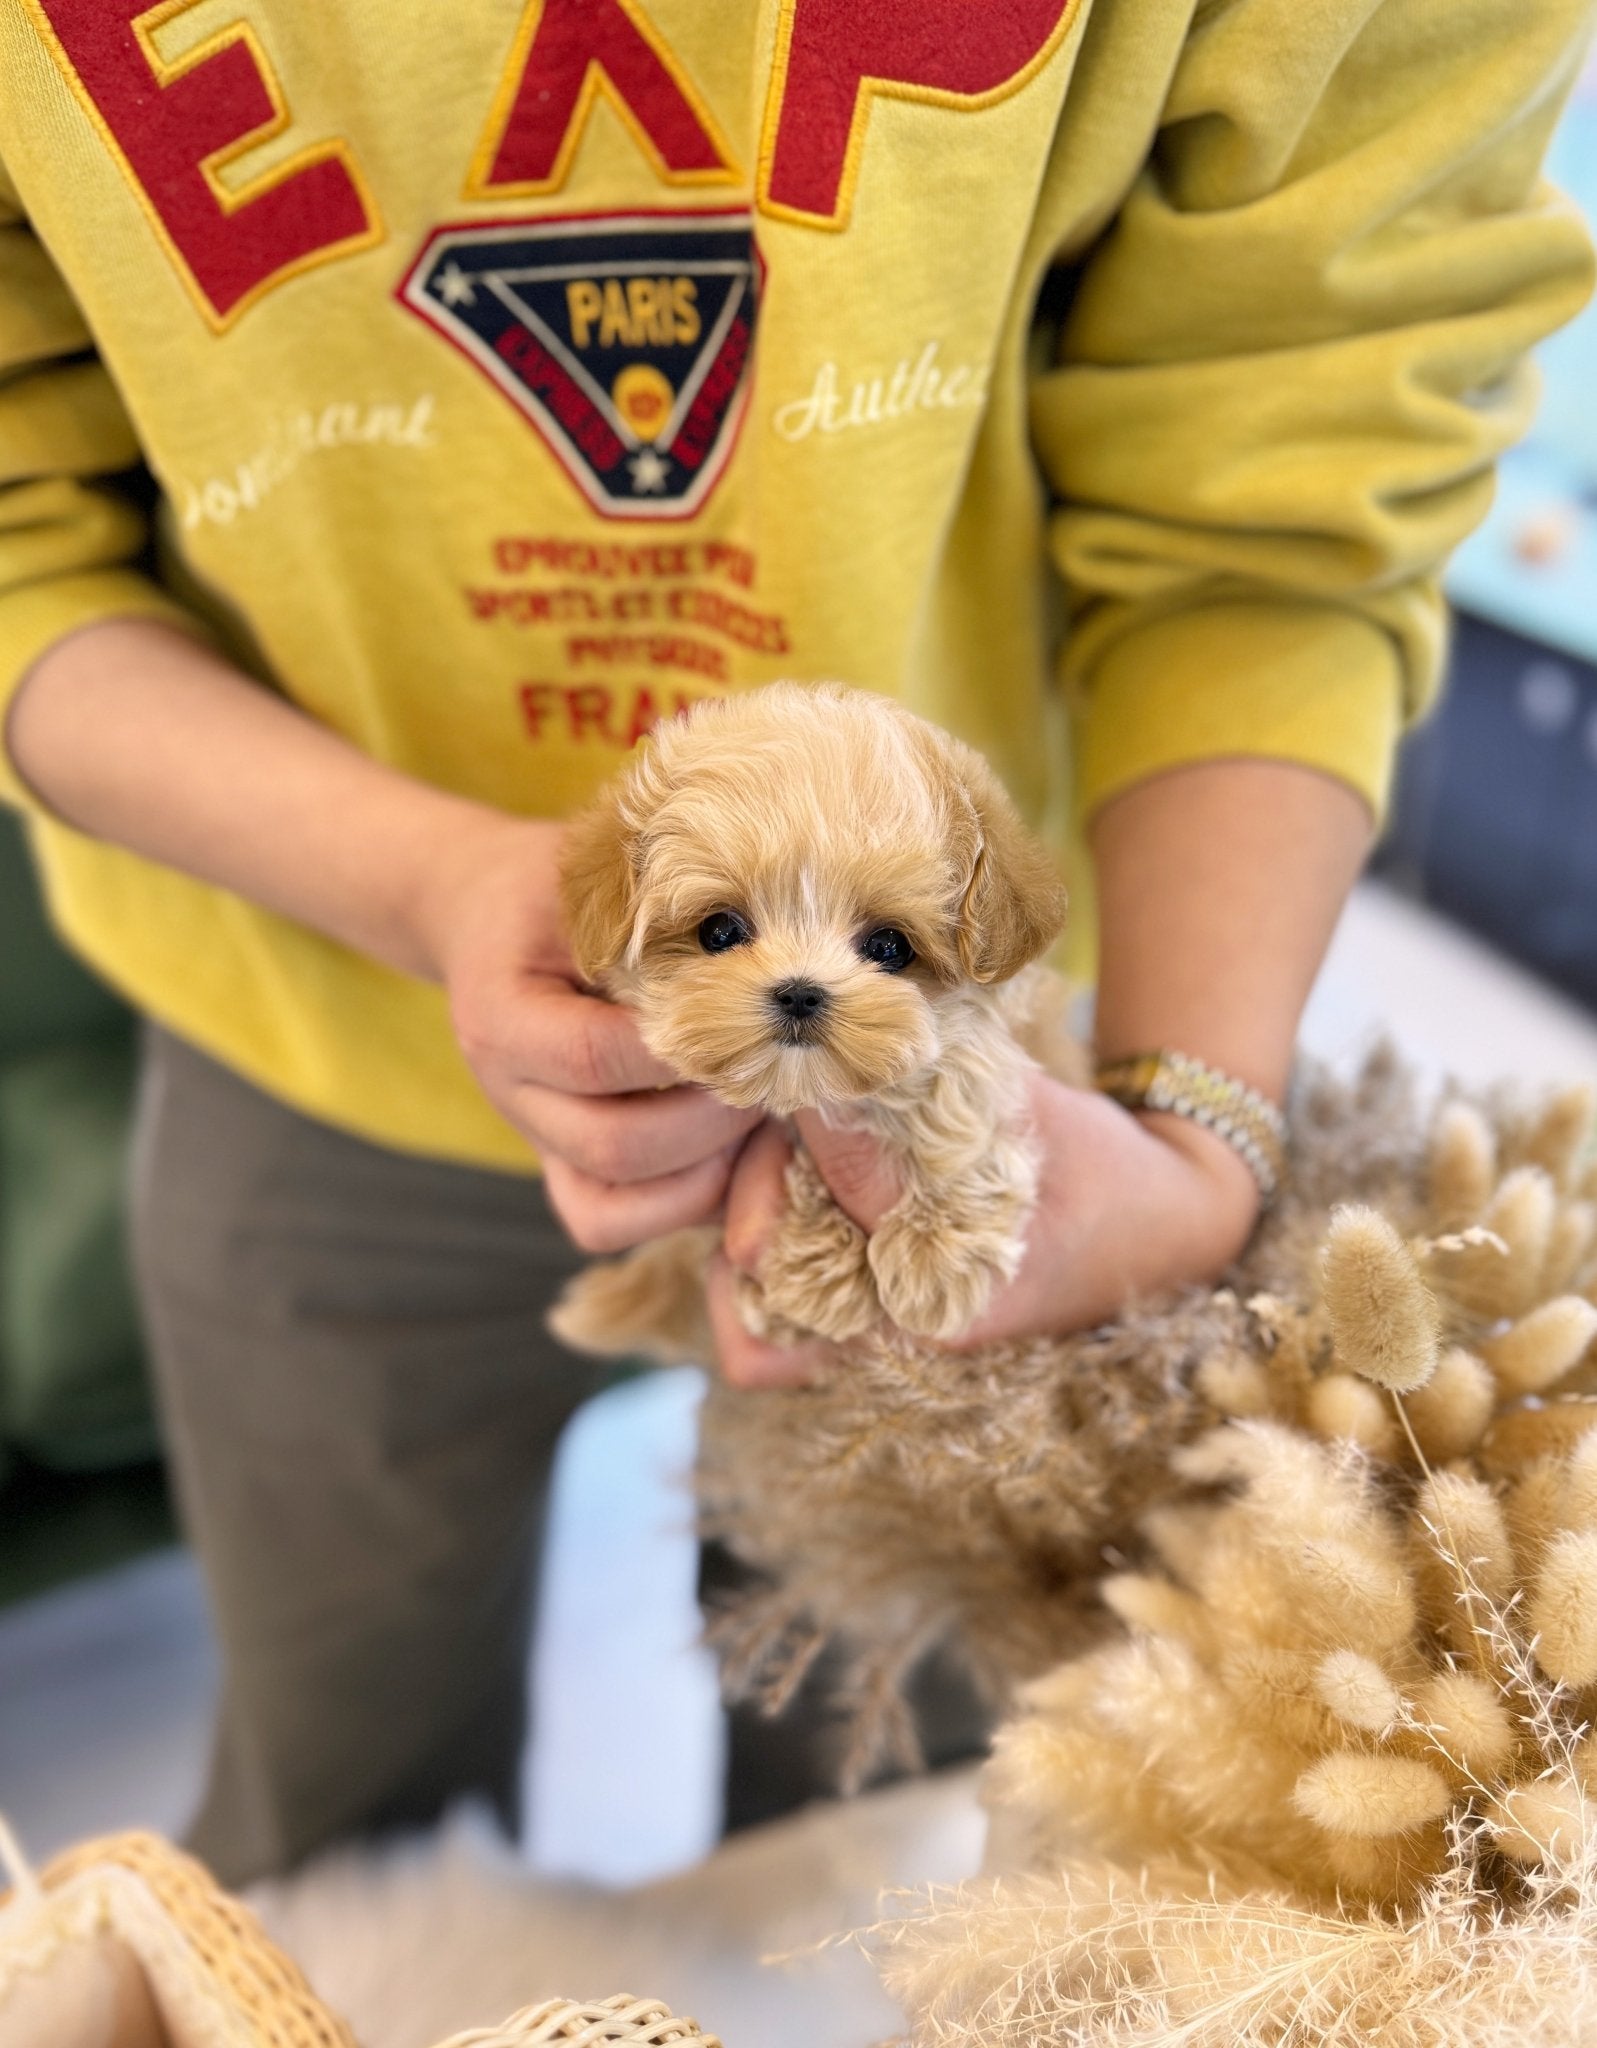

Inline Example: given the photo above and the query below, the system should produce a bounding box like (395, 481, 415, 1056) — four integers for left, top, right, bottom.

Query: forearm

(4, 617, 517, 980)
(1089, 756, 1374, 1104)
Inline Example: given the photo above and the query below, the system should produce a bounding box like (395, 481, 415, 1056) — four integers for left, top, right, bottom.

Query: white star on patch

(628, 447, 670, 493)
(435, 262, 476, 308)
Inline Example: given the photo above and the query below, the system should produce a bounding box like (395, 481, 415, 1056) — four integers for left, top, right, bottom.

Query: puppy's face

(620, 827, 951, 1115)
(560, 686, 1065, 1116)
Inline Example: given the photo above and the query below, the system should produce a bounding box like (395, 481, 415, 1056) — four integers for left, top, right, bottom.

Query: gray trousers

(129, 1027, 602, 1886)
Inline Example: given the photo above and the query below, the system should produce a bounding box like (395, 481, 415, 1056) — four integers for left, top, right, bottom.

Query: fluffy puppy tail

(547, 1227, 718, 1367)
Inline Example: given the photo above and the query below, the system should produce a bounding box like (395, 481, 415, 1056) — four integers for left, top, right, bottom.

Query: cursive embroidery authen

(771, 342, 990, 443)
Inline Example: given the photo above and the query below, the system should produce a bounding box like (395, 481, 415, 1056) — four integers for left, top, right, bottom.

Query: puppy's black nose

(770, 978, 828, 1021)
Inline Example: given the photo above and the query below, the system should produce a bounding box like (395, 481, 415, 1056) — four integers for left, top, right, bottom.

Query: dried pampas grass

(867, 1567, 1597, 2046)
(697, 1044, 1597, 2037)
(826, 1062, 1597, 2045)
(865, 1832, 1597, 2048)
(699, 1045, 1566, 1784)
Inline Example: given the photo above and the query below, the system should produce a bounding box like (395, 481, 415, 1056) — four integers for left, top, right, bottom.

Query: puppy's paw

(867, 1226, 997, 1340)
(753, 1150, 883, 1344)
(548, 1228, 716, 1364)
(733, 1269, 824, 1350)
(866, 1205, 1019, 1342)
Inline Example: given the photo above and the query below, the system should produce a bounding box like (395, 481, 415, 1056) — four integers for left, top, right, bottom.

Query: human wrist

(1089, 756, 1371, 1108)
(8, 616, 572, 988)
(1087, 1038, 1271, 1263)
(1094, 1045, 1286, 1211)
(1091, 1015, 1293, 1122)
(1134, 1105, 1262, 1246)
(400, 800, 566, 986)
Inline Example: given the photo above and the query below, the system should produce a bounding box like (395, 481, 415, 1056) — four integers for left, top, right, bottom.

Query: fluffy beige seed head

(1507, 1458, 1571, 1573)
(1099, 1572, 1206, 1643)
(1428, 1099, 1497, 1230)
(1315, 1650, 1401, 1732)
(1413, 1668, 1518, 1776)
(1479, 1168, 1558, 1318)
(1401, 1348, 1496, 1463)
(1520, 1084, 1596, 1192)
(1321, 1206, 1441, 1392)
(1411, 1472, 1516, 1648)
(1215, 1441, 1418, 1652)
(1490, 1775, 1593, 1868)
(1171, 1420, 1319, 1492)
(1245, 1292, 1323, 1384)
(1141, 1502, 1221, 1585)
(1561, 1428, 1597, 1527)
(1194, 1351, 1279, 1421)
(1482, 1296, 1597, 1397)
(1529, 1527, 1597, 1685)
(1415, 1472, 1516, 1596)
(1546, 1201, 1597, 1296)
(1482, 1398, 1597, 1476)
(1304, 1373, 1400, 1457)
(1317, 1824, 1448, 1906)
(1284, 1536, 1418, 1657)
(1219, 1642, 1340, 1750)
(1294, 1752, 1454, 1837)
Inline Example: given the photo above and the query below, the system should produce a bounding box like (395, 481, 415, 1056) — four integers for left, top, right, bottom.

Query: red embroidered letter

(470, 0, 736, 196)
(24, 0, 379, 327)
(760, 0, 1076, 228)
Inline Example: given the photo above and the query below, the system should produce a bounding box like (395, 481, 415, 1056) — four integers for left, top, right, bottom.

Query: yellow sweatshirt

(0, 0, 1590, 1171)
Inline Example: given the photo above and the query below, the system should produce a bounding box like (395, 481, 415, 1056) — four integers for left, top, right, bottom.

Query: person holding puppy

(1, 0, 1592, 1879)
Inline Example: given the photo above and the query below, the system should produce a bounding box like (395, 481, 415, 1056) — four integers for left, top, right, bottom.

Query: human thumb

(791, 1109, 902, 1233)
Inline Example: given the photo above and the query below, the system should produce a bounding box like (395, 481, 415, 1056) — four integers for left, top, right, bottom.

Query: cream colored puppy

(549, 683, 1067, 1355)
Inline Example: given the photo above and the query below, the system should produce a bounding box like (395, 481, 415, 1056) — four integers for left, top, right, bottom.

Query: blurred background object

(0, 810, 174, 1610)
(1376, 58, 1597, 1009)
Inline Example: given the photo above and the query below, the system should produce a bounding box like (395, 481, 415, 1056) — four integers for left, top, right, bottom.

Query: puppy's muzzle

(770, 978, 829, 1044)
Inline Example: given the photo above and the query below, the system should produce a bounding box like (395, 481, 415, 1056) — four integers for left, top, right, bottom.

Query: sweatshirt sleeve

(1035, 0, 1596, 826)
(0, 161, 202, 813)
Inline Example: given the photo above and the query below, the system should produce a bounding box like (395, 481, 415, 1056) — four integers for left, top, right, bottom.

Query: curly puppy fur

(548, 684, 1067, 1352)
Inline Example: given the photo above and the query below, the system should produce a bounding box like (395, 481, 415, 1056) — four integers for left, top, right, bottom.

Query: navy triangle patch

(398, 211, 760, 519)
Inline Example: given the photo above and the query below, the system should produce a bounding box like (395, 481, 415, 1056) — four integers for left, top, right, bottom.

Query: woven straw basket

(0, 1821, 722, 2048)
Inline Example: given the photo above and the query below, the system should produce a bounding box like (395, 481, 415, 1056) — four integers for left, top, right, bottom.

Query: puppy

(548, 683, 1068, 1358)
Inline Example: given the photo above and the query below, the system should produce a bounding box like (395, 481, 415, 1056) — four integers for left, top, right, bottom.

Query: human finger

(455, 971, 679, 1095)
(542, 1146, 740, 1255)
(790, 1109, 903, 1233)
(705, 1253, 831, 1389)
(723, 1120, 797, 1274)
(509, 1077, 759, 1184)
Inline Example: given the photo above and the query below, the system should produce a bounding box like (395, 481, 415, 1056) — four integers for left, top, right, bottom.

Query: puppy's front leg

(866, 1150, 1036, 1342)
(548, 1226, 719, 1364)
(746, 1145, 883, 1345)
(860, 1029, 1041, 1341)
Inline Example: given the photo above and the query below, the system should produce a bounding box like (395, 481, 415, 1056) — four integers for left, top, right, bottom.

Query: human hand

(708, 1071, 1262, 1386)
(413, 810, 760, 1250)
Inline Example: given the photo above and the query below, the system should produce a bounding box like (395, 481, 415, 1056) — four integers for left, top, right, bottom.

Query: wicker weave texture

(22, 1834, 728, 2048)
(437, 1994, 723, 2048)
(40, 1831, 358, 2048)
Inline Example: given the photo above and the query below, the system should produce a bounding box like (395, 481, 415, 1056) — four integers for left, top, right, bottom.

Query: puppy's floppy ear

(559, 782, 639, 984)
(945, 738, 1068, 984)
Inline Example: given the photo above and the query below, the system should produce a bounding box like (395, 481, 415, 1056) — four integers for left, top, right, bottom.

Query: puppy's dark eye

(698, 911, 752, 954)
(860, 926, 915, 973)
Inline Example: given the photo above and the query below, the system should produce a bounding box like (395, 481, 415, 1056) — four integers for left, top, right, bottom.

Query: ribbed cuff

(1073, 601, 1406, 827)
